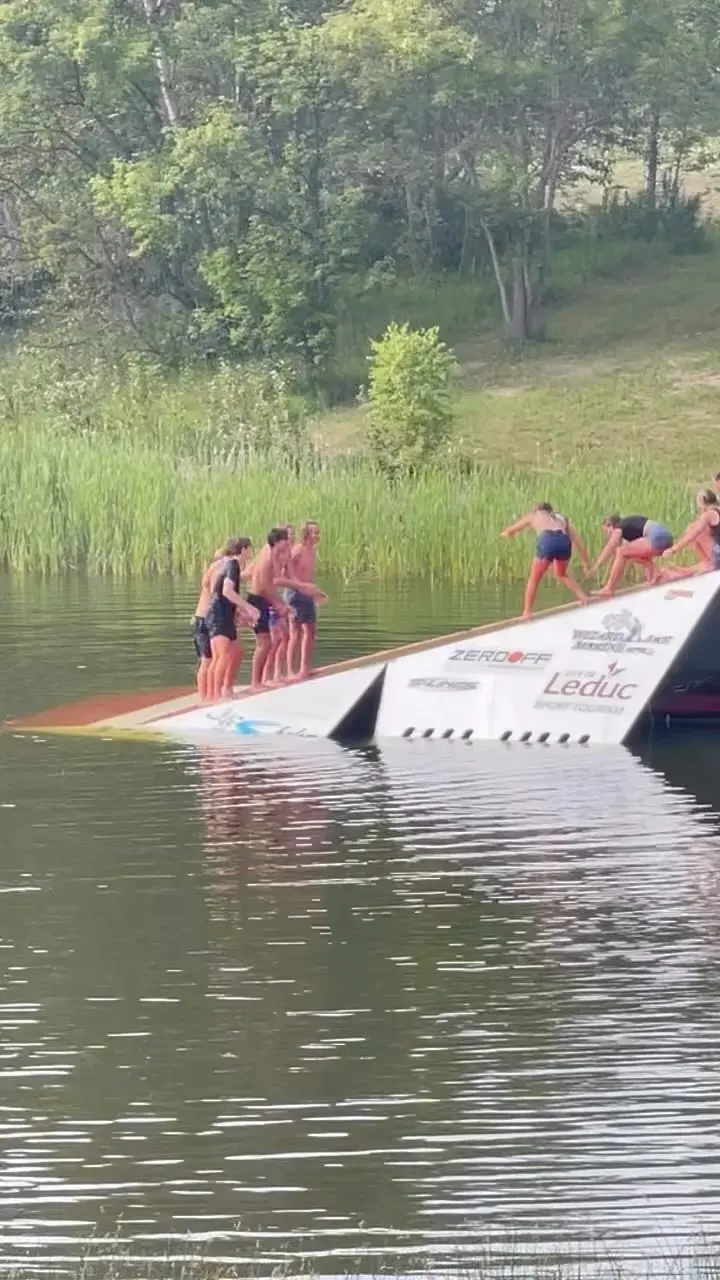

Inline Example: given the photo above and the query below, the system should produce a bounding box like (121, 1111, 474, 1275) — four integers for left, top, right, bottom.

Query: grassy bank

(2, 249, 720, 583)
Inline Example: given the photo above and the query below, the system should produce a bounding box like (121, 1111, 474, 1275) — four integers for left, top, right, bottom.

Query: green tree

(367, 321, 457, 470)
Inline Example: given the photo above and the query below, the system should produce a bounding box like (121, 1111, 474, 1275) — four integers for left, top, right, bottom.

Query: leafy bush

(367, 322, 457, 471)
(591, 183, 706, 252)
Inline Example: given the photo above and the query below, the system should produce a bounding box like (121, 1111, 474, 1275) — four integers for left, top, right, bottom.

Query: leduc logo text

(534, 661, 638, 714)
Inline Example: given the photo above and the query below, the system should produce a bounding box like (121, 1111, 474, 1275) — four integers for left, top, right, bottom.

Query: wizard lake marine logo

(571, 609, 672, 656)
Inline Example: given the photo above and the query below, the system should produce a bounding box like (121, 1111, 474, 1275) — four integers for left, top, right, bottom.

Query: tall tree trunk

(479, 218, 511, 330)
(139, 0, 178, 127)
(509, 257, 529, 342)
(646, 108, 659, 208)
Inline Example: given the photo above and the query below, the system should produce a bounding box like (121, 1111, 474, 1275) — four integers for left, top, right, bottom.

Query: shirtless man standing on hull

(267, 524, 294, 685)
(288, 521, 326, 681)
(244, 528, 325, 690)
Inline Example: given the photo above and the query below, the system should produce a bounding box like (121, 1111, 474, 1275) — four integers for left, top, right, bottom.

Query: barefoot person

(591, 514, 673, 597)
(661, 490, 720, 576)
(501, 504, 589, 619)
(287, 521, 327, 681)
(192, 543, 226, 701)
(244, 528, 324, 690)
(267, 525, 294, 685)
(205, 540, 258, 700)
(193, 538, 250, 701)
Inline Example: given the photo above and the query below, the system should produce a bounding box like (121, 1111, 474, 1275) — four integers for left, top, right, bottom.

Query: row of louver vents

(401, 727, 591, 745)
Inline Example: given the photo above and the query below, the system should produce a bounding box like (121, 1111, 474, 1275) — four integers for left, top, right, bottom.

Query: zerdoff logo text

(534, 661, 639, 715)
(408, 677, 479, 692)
(446, 648, 551, 670)
(571, 609, 672, 655)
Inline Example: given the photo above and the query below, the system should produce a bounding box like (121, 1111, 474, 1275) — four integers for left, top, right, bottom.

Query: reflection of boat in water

(8, 573, 720, 747)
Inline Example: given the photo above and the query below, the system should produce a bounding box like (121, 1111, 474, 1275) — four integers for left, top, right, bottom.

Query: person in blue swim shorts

(501, 503, 590, 618)
(288, 521, 328, 679)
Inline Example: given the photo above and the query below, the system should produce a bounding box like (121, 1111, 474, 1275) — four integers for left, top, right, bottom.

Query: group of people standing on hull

(502, 476, 720, 618)
(192, 522, 327, 701)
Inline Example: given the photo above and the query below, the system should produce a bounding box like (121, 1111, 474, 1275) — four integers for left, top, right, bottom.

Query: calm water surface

(1, 572, 720, 1274)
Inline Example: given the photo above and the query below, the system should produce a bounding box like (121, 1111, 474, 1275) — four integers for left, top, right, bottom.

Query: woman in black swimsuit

(205, 540, 257, 700)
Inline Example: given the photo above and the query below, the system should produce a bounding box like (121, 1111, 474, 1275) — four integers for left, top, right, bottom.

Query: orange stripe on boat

(7, 687, 193, 731)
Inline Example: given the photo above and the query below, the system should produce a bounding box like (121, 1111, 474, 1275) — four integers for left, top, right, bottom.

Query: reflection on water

(1, 574, 720, 1272)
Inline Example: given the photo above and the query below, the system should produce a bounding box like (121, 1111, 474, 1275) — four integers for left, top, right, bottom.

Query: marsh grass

(3, 246, 720, 581)
(5, 1239, 720, 1280)
(0, 421, 703, 580)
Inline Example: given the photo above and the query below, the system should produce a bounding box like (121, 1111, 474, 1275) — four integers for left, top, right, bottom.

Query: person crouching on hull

(661, 490, 720, 576)
(501, 504, 589, 619)
(591, 514, 673, 596)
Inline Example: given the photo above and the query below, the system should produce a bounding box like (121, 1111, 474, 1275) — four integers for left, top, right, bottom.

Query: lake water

(2, 573, 720, 1276)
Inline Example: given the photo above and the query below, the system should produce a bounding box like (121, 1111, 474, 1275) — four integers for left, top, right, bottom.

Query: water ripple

(2, 576, 720, 1271)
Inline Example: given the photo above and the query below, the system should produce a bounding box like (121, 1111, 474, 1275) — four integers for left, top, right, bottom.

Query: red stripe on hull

(6, 687, 193, 731)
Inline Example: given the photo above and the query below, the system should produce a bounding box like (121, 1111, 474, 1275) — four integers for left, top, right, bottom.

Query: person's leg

(251, 634, 272, 689)
(221, 640, 243, 698)
(274, 625, 289, 682)
(593, 542, 649, 596)
(193, 619, 212, 700)
(553, 558, 588, 604)
(660, 535, 714, 581)
(266, 622, 288, 686)
(197, 658, 211, 701)
(298, 622, 317, 679)
(208, 635, 231, 701)
(287, 616, 301, 678)
(522, 558, 550, 618)
(274, 634, 288, 683)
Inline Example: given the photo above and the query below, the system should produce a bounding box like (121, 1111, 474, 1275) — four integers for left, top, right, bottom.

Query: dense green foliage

(0, 0, 718, 380)
(368, 323, 456, 468)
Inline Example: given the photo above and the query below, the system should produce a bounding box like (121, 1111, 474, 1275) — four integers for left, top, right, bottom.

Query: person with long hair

(205, 539, 258, 700)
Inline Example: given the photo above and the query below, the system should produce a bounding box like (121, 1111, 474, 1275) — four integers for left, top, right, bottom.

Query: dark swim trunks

(288, 590, 317, 626)
(247, 593, 271, 635)
(191, 614, 212, 662)
(536, 530, 572, 562)
(205, 599, 237, 643)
